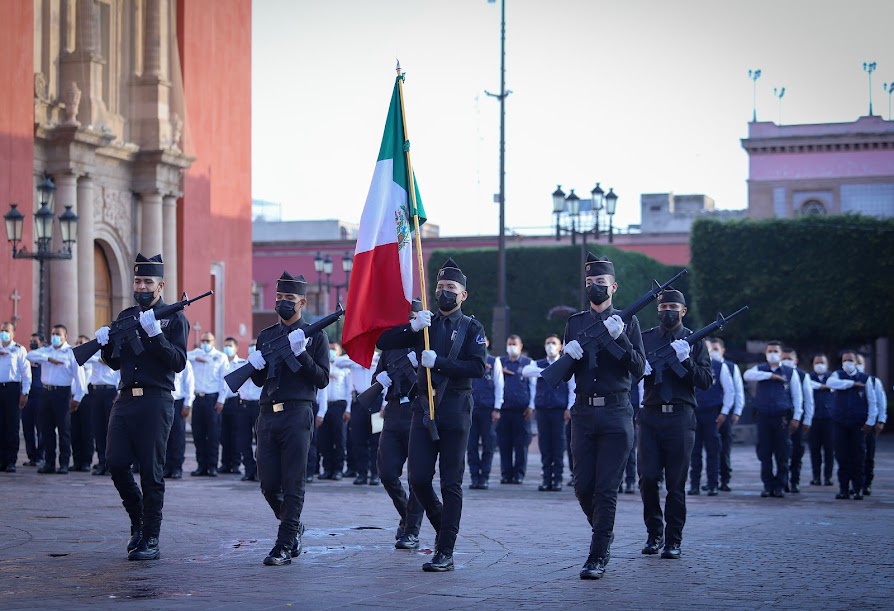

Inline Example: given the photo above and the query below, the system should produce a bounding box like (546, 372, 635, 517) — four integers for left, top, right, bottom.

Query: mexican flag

(342, 76, 427, 368)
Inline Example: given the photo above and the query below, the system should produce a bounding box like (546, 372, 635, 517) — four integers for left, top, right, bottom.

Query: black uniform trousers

(238, 399, 259, 478)
(755, 411, 791, 492)
(565, 419, 574, 480)
(497, 409, 531, 481)
(191, 394, 220, 471)
(307, 403, 322, 476)
(788, 424, 805, 486)
(809, 418, 834, 482)
(535, 408, 566, 485)
(638, 405, 695, 546)
(377, 403, 424, 536)
(256, 401, 313, 548)
(22, 389, 43, 463)
(71, 393, 95, 469)
(864, 428, 878, 488)
(833, 421, 865, 494)
(165, 399, 186, 473)
(689, 406, 721, 490)
(718, 416, 733, 485)
(351, 408, 380, 478)
(40, 387, 73, 469)
(467, 407, 496, 484)
(408, 398, 472, 553)
(106, 389, 175, 537)
(318, 400, 347, 475)
(624, 407, 640, 487)
(572, 401, 634, 559)
(0, 382, 22, 467)
(89, 386, 117, 470)
(220, 396, 241, 471)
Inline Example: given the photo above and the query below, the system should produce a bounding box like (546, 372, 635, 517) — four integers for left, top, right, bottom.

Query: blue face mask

(248, 346, 256, 354)
(51, 335, 63, 347)
(0, 331, 10, 343)
(201, 343, 213, 353)
(329, 349, 337, 361)
(223, 346, 236, 358)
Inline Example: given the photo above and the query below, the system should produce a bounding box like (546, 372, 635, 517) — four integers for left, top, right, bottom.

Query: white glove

(248, 350, 267, 370)
(139, 310, 162, 337)
(644, 359, 653, 376)
(564, 340, 584, 360)
(603, 315, 625, 340)
(410, 310, 432, 332)
(95, 326, 111, 346)
(521, 363, 543, 378)
(288, 328, 307, 356)
(406, 351, 418, 368)
(421, 349, 437, 368)
(376, 371, 393, 389)
(671, 339, 691, 363)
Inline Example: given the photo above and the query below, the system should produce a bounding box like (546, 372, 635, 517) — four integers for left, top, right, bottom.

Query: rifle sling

(431, 315, 472, 411)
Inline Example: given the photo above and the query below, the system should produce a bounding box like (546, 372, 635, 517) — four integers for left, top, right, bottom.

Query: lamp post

(884, 82, 893, 121)
(748, 68, 762, 122)
(552, 184, 603, 310)
(4, 176, 79, 338)
(314, 251, 325, 316)
(863, 61, 876, 116)
(604, 188, 618, 243)
(331, 251, 353, 338)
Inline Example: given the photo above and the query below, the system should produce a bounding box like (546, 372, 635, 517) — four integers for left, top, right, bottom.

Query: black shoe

(810, 479, 822, 486)
(207, 468, 218, 477)
(579, 557, 607, 580)
(263, 544, 291, 566)
(291, 523, 305, 557)
(171, 470, 182, 479)
(343, 469, 357, 478)
(395, 534, 420, 550)
(38, 465, 55, 474)
(852, 492, 864, 500)
(625, 482, 635, 494)
(318, 472, 333, 480)
(706, 488, 719, 496)
(661, 543, 682, 559)
(500, 477, 510, 484)
(790, 483, 800, 494)
(23, 459, 37, 467)
(760, 490, 771, 498)
(480, 480, 489, 489)
(93, 465, 108, 476)
(128, 537, 160, 561)
(511, 476, 523, 485)
(76, 464, 91, 472)
(701, 484, 709, 491)
(190, 468, 208, 477)
(353, 475, 368, 485)
(127, 526, 143, 552)
(687, 487, 700, 496)
(823, 479, 834, 486)
(642, 536, 664, 555)
(835, 491, 850, 499)
(719, 483, 732, 492)
(770, 488, 785, 498)
(5, 464, 16, 473)
(538, 482, 552, 492)
(305, 475, 313, 483)
(469, 481, 481, 490)
(241, 473, 257, 482)
(551, 483, 563, 492)
(783, 484, 790, 493)
(863, 486, 872, 496)
(422, 551, 454, 572)
(368, 476, 380, 486)
(332, 471, 343, 481)
(56, 466, 69, 474)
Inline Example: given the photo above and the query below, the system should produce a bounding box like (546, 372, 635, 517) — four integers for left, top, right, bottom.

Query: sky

(252, 0, 894, 237)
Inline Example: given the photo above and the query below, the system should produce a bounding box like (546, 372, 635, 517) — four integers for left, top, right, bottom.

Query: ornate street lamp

(604, 188, 618, 243)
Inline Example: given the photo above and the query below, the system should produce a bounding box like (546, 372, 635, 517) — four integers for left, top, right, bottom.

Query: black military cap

(657, 288, 686, 306)
(276, 271, 307, 295)
(134, 253, 164, 278)
(410, 298, 423, 312)
(585, 253, 614, 278)
(437, 258, 467, 286)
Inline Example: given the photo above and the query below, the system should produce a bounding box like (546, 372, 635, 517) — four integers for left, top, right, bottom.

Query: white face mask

(545, 344, 559, 358)
(766, 352, 781, 365)
(223, 346, 236, 358)
(856, 364, 865, 373)
(506, 345, 520, 357)
(842, 361, 856, 375)
(709, 350, 722, 362)
(781, 358, 795, 369)
(813, 363, 827, 375)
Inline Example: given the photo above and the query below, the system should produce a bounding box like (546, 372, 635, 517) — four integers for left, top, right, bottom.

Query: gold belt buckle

(273, 403, 284, 413)
(591, 396, 605, 407)
(132, 388, 144, 397)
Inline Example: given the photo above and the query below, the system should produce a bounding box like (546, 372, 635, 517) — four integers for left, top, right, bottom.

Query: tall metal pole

(38, 257, 46, 338)
(863, 62, 876, 116)
(748, 68, 762, 122)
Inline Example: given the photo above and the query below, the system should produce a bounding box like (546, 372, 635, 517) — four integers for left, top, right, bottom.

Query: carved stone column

(77, 176, 96, 333)
(50, 174, 79, 336)
(140, 192, 164, 259)
(162, 195, 178, 302)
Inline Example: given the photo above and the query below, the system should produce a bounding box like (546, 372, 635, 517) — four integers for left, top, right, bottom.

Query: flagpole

(395, 61, 438, 438)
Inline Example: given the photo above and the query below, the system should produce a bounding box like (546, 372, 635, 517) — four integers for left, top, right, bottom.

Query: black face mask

(659, 310, 680, 330)
(275, 299, 297, 321)
(436, 290, 459, 312)
(30, 341, 39, 350)
(134, 291, 156, 309)
(587, 284, 610, 305)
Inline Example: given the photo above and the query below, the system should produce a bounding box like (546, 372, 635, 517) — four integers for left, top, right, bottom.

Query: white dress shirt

(187, 347, 227, 395)
(239, 378, 263, 402)
(870, 377, 887, 424)
(328, 363, 353, 412)
(173, 360, 195, 407)
(316, 386, 328, 418)
(743, 364, 804, 421)
(715, 361, 736, 416)
(333, 354, 374, 393)
(826, 371, 878, 426)
(798, 370, 814, 426)
(727, 361, 745, 416)
(26, 343, 87, 402)
(521, 355, 577, 410)
(86, 353, 120, 388)
(0, 341, 32, 395)
(492, 356, 505, 410)
(217, 356, 246, 403)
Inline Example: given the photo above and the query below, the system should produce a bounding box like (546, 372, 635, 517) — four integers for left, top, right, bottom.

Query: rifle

(540, 268, 689, 388)
(224, 304, 345, 394)
(354, 352, 418, 413)
(73, 290, 213, 366)
(648, 306, 749, 390)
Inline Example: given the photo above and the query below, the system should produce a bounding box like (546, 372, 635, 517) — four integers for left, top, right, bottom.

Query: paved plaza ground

(1, 435, 893, 610)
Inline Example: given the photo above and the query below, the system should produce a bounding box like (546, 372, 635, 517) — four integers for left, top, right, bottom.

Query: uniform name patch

(476, 335, 486, 345)
(159, 319, 171, 328)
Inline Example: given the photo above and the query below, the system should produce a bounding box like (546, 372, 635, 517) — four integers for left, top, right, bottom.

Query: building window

(801, 200, 826, 215)
(251, 282, 263, 310)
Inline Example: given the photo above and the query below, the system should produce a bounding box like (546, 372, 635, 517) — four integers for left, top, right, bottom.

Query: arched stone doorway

(94, 243, 113, 326)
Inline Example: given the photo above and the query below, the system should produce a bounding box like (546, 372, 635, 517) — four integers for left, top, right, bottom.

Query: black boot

(422, 550, 454, 572)
(290, 523, 305, 557)
(579, 556, 607, 580)
(127, 524, 143, 553)
(128, 536, 160, 561)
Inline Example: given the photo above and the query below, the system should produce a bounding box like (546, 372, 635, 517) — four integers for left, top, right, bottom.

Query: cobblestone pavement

(1, 436, 893, 610)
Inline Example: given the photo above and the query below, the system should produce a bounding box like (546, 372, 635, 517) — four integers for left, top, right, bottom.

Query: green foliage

(427, 244, 692, 345)
(691, 215, 894, 346)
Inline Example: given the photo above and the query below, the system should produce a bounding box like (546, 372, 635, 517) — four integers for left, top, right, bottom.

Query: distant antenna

(863, 61, 877, 116)
(884, 82, 894, 121)
(773, 86, 785, 124)
(748, 68, 762, 122)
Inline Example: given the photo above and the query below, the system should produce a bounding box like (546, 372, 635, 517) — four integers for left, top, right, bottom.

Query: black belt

(0, 381, 22, 388)
(195, 391, 216, 398)
(120, 386, 168, 398)
(645, 403, 692, 413)
(43, 384, 71, 391)
(576, 392, 627, 407)
(89, 384, 117, 391)
(241, 399, 260, 406)
(260, 400, 314, 414)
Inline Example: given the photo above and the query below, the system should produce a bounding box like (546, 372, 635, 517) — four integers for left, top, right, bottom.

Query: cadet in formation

(0, 321, 31, 473)
(467, 335, 502, 490)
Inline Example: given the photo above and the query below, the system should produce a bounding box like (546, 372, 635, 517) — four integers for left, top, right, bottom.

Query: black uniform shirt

(250, 317, 329, 404)
(102, 299, 189, 392)
(641, 323, 713, 407)
(562, 305, 646, 397)
(376, 308, 486, 403)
